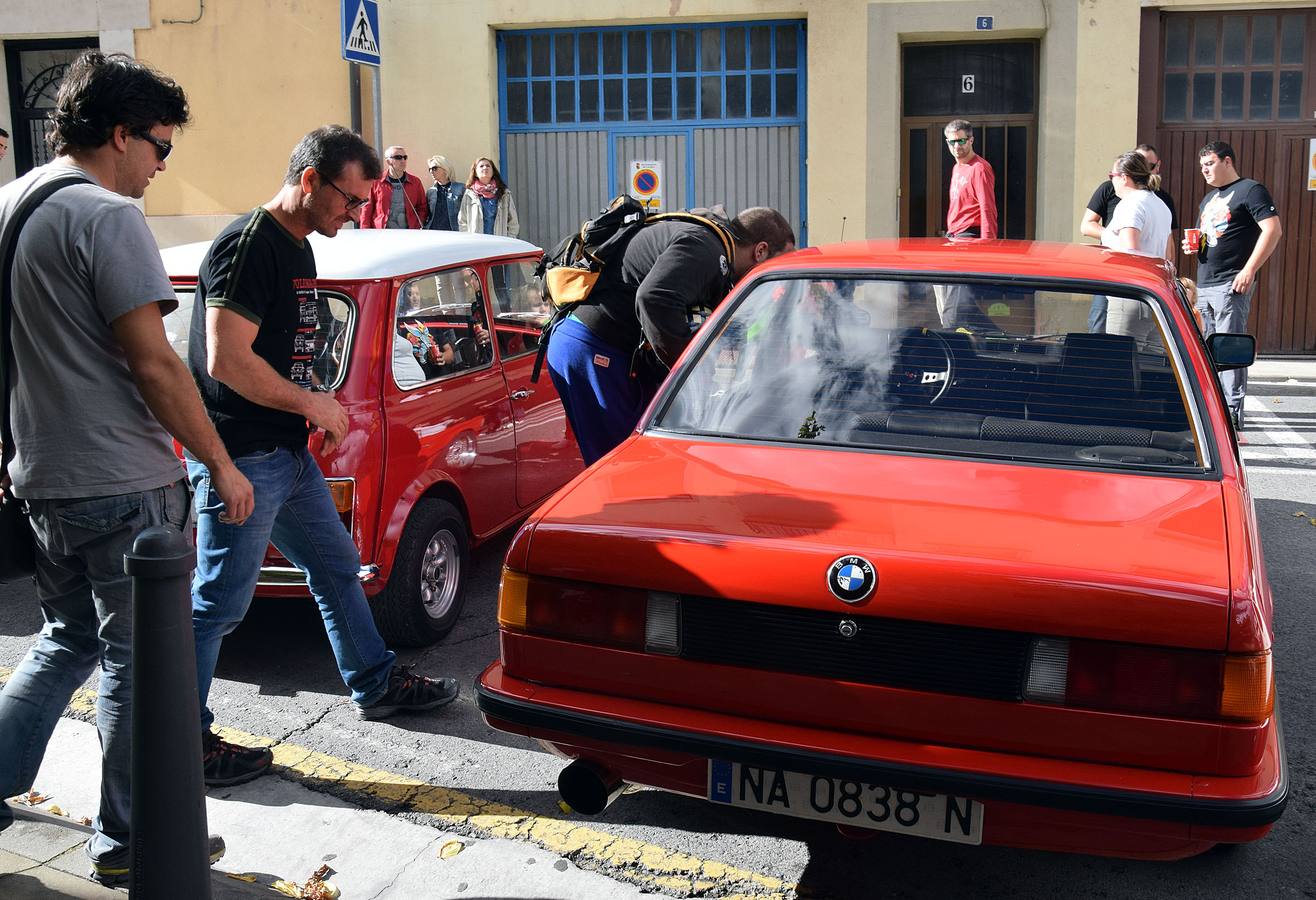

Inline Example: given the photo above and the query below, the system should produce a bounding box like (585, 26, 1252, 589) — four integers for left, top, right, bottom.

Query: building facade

(3, 0, 1313, 350)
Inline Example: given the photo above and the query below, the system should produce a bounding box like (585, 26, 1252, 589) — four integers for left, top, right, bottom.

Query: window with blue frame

(501, 22, 805, 128)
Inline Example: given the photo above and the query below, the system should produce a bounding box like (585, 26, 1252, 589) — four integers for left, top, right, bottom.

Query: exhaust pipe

(557, 759, 626, 815)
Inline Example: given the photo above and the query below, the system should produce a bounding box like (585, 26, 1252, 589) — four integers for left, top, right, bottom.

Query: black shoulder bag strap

(1, 173, 93, 487)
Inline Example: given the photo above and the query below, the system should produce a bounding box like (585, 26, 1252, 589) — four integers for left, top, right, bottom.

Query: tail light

(497, 568, 681, 654)
(1025, 638, 1273, 724)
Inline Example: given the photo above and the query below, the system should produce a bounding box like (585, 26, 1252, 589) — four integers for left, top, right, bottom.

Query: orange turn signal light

(326, 479, 354, 513)
(498, 568, 529, 632)
(1220, 652, 1274, 722)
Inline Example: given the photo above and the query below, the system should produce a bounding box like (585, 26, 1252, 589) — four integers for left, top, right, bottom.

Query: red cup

(1184, 228, 1202, 252)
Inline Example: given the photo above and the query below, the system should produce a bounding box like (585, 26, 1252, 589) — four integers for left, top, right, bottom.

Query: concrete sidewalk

(1, 718, 649, 899)
(1250, 356, 1316, 383)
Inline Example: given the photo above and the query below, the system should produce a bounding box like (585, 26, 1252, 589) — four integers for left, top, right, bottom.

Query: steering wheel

(889, 328, 955, 405)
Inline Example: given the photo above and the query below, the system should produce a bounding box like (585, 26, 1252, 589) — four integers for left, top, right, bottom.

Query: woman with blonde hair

(458, 157, 519, 237)
(424, 155, 462, 230)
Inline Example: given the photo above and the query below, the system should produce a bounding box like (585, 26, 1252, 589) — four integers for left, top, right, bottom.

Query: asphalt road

(2, 387, 1315, 898)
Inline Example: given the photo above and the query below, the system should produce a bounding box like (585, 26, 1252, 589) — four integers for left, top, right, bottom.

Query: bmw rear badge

(827, 555, 876, 604)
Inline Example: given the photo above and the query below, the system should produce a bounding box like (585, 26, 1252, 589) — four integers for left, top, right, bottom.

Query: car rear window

(165, 287, 354, 390)
(654, 277, 1204, 471)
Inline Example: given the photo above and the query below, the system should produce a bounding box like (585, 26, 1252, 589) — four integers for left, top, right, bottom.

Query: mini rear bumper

(476, 662, 1288, 829)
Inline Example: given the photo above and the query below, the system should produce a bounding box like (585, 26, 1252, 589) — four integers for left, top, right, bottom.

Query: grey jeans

(1196, 281, 1254, 414)
(0, 478, 189, 863)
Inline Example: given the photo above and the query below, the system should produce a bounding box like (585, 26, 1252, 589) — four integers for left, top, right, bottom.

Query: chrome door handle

(511, 389, 533, 400)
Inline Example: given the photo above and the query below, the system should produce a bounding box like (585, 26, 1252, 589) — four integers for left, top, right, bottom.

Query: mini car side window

(166, 287, 353, 391)
(393, 267, 493, 390)
(489, 259, 548, 360)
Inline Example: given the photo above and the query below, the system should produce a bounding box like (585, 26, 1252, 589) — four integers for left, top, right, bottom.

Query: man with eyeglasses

(360, 144, 428, 229)
(934, 119, 997, 331)
(0, 50, 254, 887)
(1079, 143, 1179, 332)
(185, 126, 459, 790)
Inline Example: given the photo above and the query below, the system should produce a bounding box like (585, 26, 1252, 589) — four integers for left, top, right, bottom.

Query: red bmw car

(476, 239, 1284, 860)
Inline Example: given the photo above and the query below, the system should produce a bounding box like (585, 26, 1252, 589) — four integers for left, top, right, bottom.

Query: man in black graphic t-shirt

(1182, 141, 1283, 431)
(186, 127, 459, 789)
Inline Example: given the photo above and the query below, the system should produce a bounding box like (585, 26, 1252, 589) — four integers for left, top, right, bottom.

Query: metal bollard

(125, 525, 212, 899)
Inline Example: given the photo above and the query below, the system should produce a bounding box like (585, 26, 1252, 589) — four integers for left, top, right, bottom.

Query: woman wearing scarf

(458, 157, 520, 238)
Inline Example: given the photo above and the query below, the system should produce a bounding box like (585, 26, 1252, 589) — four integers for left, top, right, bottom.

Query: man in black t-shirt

(186, 127, 459, 788)
(1079, 143, 1178, 332)
(1182, 141, 1283, 430)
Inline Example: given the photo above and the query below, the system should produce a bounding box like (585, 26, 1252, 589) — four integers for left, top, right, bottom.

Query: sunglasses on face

(945, 137, 970, 146)
(389, 154, 408, 160)
(133, 131, 173, 161)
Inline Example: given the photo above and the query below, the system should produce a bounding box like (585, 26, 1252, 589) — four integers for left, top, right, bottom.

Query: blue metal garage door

(499, 22, 807, 250)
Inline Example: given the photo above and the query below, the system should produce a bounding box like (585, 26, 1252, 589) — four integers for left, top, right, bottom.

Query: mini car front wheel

(372, 498, 470, 647)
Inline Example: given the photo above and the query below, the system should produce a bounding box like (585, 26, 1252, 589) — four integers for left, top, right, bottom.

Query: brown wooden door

(899, 41, 1038, 239)
(1141, 9, 1316, 353)
(901, 118, 1035, 238)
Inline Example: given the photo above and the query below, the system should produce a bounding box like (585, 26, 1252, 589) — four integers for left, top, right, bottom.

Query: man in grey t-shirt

(0, 51, 252, 887)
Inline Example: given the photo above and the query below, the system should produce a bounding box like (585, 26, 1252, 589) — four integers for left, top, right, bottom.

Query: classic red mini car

(477, 239, 1285, 860)
(161, 230, 581, 646)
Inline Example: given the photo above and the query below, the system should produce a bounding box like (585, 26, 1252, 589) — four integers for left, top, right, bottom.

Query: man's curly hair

(47, 51, 189, 156)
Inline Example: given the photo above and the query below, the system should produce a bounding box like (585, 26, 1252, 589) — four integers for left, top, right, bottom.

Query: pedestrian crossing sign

(342, 0, 381, 67)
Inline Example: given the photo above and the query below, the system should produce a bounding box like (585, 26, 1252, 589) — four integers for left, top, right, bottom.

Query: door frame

(900, 114, 1037, 238)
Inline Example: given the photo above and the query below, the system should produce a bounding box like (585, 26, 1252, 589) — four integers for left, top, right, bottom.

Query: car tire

(372, 498, 470, 648)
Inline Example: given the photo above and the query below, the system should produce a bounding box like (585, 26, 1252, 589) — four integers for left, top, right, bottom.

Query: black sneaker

(89, 833, 226, 887)
(203, 729, 273, 787)
(356, 665, 459, 720)
(1232, 409, 1245, 432)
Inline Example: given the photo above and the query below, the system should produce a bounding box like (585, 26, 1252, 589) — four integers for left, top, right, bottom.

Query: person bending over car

(546, 206, 795, 465)
(186, 126, 459, 787)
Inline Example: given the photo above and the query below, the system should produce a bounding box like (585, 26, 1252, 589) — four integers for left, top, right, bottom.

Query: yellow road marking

(0, 666, 795, 897)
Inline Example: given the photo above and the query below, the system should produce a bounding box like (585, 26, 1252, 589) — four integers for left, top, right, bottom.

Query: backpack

(531, 195, 738, 381)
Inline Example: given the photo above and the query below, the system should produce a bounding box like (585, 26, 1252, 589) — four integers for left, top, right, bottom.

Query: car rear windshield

(654, 277, 1205, 471)
(165, 288, 354, 391)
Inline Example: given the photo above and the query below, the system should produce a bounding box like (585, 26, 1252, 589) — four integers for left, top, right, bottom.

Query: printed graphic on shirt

(593, 353, 611, 368)
(1200, 190, 1235, 248)
(292, 277, 318, 388)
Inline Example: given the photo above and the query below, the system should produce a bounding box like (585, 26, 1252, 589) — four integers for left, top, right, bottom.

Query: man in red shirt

(935, 119, 998, 330)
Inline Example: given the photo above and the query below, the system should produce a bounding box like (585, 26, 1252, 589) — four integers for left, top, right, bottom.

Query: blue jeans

(0, 479, 190, 863)
(188, 446, 393, 729)
(1088, 295, 1108, 333)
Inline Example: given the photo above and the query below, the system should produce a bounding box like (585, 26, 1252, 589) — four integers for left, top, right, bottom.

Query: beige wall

(135, 0, 350, 228)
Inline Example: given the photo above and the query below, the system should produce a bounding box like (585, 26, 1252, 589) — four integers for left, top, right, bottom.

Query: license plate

(708, 761, 983, 845)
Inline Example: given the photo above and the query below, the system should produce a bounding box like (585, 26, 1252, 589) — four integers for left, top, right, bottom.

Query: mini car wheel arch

(372, 498, 470, 647)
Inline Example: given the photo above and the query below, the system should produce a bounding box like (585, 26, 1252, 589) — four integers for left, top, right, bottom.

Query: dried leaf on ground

(1294, 511, 1307, 517)
(226, 873, 259, 883)
(18, 790, 49, 806)
(46, 804, 64, 817)
(270, 879, 303, 898)
(439, 839, 465, 859)
(557, 799, 573, 814)
(77, 817, 92, 826)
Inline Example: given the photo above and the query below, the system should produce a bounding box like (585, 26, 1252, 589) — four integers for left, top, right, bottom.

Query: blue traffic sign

(342, 0, 381, 67)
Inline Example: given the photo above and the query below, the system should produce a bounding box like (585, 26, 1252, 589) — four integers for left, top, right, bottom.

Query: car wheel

(372, 498, 470, 648)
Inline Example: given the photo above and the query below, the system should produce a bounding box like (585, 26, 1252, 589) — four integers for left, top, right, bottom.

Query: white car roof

(160, 228, 541, 281)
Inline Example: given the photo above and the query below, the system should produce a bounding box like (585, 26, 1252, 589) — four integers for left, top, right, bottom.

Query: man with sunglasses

(360, 144, 428, 229)
(934, 119, 997, 331)
(186, 126, 459, 789)
(0, 50, 254, 886)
